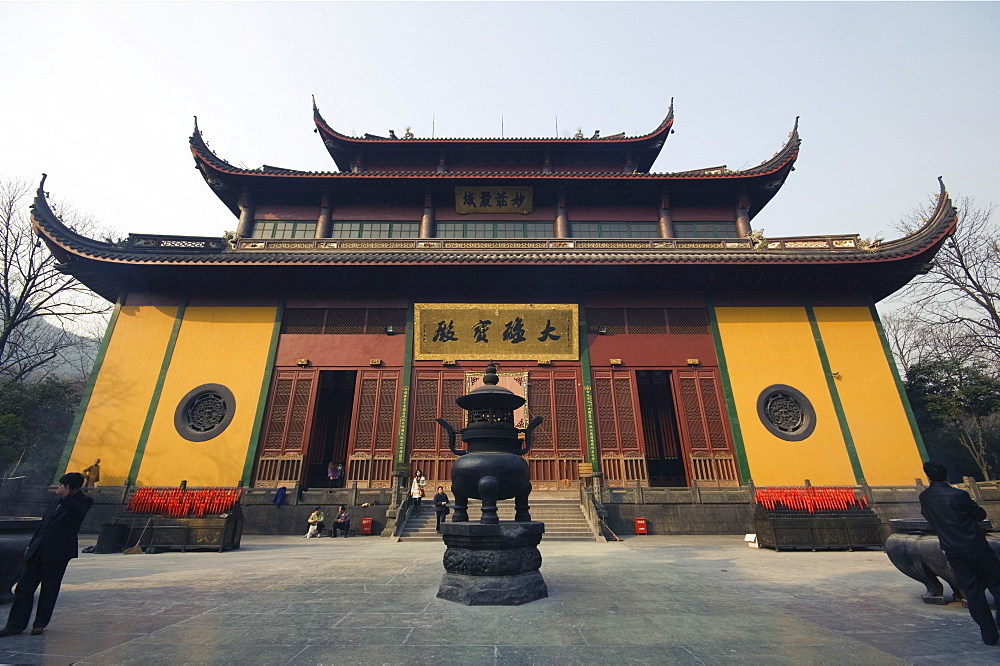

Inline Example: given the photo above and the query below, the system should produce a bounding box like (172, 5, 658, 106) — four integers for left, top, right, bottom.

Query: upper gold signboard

(414, 304, 578, 360)
(455, 187, 533, 215)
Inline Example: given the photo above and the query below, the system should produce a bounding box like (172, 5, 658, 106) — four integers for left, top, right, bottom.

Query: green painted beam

(395, 302, 415, 468)
(706, 294, 751, 484)
(127, 298, 188, 485)
(867, 294, 929, 461)
(577, 304, 599, 473)
(241, 298, 285, 486)
(804, 295, 865, 483)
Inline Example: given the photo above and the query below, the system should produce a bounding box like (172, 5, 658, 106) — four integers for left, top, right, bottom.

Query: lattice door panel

(410, 371, 466, 454)
(254, 370, 317, 487)
(526, 370, 584, 453)
(347, 370, 399, 487)
(674, 369, 738, 485)
(593, 370, 640, 454)
(351, 370, 400, 456)
(259, 370, 316, 455)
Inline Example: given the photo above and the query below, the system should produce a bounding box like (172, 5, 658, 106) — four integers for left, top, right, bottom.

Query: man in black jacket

(919, 460, 1000, 645)
(0, 472, 93, 637)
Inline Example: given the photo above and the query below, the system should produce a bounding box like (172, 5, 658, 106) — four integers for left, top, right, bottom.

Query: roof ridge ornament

(858, 235, 883, 253)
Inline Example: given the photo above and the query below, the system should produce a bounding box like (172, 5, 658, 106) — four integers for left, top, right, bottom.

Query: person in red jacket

(0, 472, 93, 637)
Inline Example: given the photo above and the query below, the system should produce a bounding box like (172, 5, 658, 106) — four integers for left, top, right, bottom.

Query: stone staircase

(398, 497, 598, 542)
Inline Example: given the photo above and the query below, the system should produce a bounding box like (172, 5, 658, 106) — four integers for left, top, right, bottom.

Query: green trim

(395, 302, 416, 465)
(54, 297, 125, 484)
(804, 295, 865, 483)
(241, 298, 285, 485)
(706, 294, 751, 483)
(127, 298, 188, 484)
(577, 304, 599, 471)
(867, 294, 929, 460)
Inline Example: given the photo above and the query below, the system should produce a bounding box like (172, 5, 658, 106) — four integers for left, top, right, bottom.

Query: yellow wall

(67, 305, 179, 485)
(135, 306, 277, 486)
(813, 306, 924, 484)
(715, 306, 858, 485)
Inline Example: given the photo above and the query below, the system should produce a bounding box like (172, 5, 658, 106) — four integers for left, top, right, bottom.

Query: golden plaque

(455, 187, 533, 215)
(414, 303, 578, 360)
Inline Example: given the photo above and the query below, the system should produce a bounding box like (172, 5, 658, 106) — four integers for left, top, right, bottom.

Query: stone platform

(0, 534, 996, 663)
(438, 521, 547, 605)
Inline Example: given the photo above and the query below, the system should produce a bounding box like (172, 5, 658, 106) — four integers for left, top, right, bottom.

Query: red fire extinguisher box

(634, 517, 648, 535)
(361, 517, 373, 535)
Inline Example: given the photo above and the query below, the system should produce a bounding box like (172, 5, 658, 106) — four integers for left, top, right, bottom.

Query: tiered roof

(312, 98, 676, 174)
(190, 103, 801, 218)
(30, 102, 957, 304)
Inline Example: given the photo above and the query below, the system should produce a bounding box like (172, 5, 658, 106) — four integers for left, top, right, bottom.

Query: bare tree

(0, 178, 110, 381)
(887, 196, 1000, 373)
(883, 310, 982, 377)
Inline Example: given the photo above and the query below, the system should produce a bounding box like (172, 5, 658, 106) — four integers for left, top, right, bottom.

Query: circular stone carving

(756, 384, 816, 441)
(174, 384, 236, 442)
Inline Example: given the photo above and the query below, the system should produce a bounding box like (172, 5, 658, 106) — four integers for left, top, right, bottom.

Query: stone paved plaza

(0, 533, 995, 664)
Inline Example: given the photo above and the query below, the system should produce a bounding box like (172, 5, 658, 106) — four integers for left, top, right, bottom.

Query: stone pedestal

(437, 521, 548, 605)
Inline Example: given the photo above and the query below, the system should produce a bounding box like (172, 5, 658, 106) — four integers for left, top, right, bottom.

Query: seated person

(304, 506, 325, 538)
(332, 505, 351, 537)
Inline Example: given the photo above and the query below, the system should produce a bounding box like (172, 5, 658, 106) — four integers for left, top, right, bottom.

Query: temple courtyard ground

(0, 533, 994, 664)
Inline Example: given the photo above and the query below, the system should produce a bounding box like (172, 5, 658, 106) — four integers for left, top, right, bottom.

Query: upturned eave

(32, 174, 956, 305)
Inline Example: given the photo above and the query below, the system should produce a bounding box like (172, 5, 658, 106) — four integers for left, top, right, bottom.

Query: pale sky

(2, 2, 997, 242)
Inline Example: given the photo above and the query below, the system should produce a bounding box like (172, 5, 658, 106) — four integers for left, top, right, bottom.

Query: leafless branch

(0, 178, 111, 381)
(885, 196, 1000, 374)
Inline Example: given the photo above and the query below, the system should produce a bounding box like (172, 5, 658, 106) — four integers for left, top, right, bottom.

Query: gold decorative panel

(455, 187, 533, 214)
(414, 303, 578, 360)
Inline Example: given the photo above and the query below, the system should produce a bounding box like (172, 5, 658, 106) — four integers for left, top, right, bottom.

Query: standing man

(919, 461, 1000, 645)
(0, 472, 93, 637)
(82, 459, 100, 488)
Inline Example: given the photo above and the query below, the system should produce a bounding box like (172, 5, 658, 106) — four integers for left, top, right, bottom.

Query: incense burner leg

(453, 493, 469, 522)
(479, 476, 500, 525)
(514, 484, 532, 522)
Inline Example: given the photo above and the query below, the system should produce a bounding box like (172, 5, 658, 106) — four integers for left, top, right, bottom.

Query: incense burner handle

(514, 416, 544, 456)
(436, 418, 467, 456)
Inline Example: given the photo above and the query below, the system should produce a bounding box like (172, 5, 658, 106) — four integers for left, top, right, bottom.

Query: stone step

(399, 498, 596, 542)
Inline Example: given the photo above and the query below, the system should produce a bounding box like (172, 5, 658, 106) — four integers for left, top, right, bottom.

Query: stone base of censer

(437, 521, 548, 606)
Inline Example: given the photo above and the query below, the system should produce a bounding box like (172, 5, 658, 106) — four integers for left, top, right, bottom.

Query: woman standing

(410, 470, 427, 513)
(433, 486, 450, 532)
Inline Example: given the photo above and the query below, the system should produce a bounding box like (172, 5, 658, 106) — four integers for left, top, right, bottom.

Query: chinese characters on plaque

(415, 304, 578, 360)
(455, 187, 533, 215)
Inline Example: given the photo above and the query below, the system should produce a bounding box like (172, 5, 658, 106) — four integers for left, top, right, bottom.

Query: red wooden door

(408, 370, 466, 483)
(593, 369, 646, 484)
(254, 369, 317, 487)
(673, 369, 739, 486)
(346, 369, 400, 488)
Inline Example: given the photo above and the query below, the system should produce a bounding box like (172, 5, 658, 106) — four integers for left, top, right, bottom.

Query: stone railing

(601, 482, 753, 505)
(578, 484, 607, 541)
